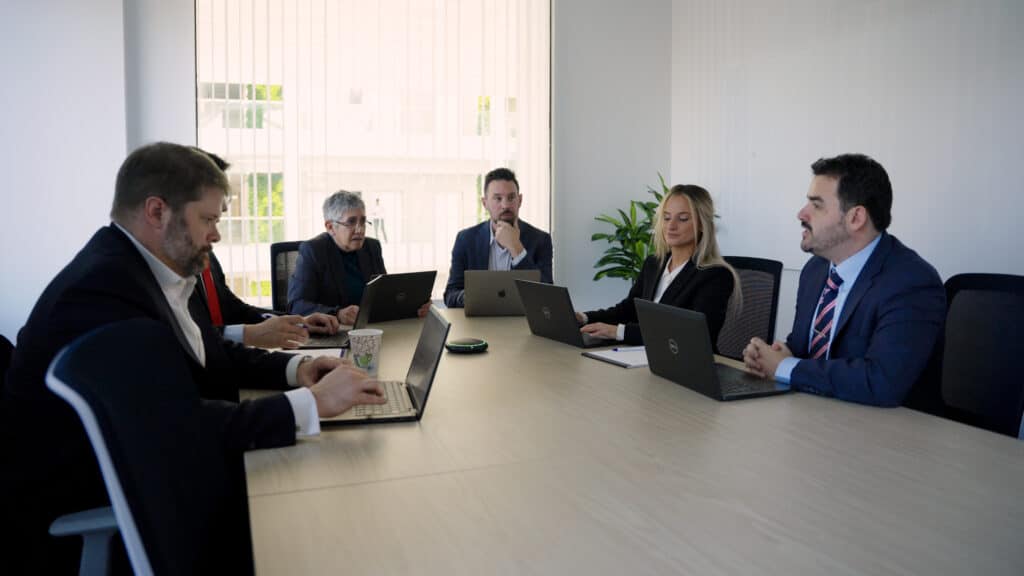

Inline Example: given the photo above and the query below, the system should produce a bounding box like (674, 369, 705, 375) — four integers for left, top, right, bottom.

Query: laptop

(298, 276, 378, 349)
(635, 299, 789, 401)
(323, 306, 451, 425)
(362, 270, 437, 323)
(464, 270, 540, 316)
(514, 279, 614, 349)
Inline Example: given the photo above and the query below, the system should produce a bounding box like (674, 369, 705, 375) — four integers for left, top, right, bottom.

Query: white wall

(124, 0, 197, 148)
(0, 0, 127, 341)
(671, 0, 1024, 340)
(553, 0, 673, 311)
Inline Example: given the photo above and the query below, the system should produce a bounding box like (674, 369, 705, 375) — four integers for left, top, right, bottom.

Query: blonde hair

(652, 184, 742, 312)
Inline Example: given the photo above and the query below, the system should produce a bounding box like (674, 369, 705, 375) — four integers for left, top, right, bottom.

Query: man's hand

(337, 305, 360, 326)
(295, 355, 345, 388)
(308, 363, 387, 418)
(243, 315, 309, 349)
(743, 337, 792, 379)
(574, 311, 587, 325)
(493, 220, 525, 257)
(416, 302, 431, 318)
(304, 312, 339, 335)
(581, 322, 618, 340)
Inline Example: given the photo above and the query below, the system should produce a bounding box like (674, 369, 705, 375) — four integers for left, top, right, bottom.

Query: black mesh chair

(716, 256, 783, 360)
(939, 273, 1024, 437)
(46, 318, 255, 575)
(270, 240, 301, 312)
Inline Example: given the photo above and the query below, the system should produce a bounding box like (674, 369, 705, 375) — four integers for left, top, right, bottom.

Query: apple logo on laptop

(668, 338, 679, 355)
(541, 306, 551, 320)
(497, 289, 507, 298)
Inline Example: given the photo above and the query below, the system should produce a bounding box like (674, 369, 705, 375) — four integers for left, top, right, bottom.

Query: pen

(612, 346, 645, 352)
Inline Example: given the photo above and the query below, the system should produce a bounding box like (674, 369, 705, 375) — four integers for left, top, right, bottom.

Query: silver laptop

(322, 306, 451, 425)
(298, 276, 378, 349)
(464, 270, 540, 316)
(635, 299, 789, 401)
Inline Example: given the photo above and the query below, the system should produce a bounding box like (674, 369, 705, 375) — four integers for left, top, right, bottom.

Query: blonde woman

(577, 185, 740, 349)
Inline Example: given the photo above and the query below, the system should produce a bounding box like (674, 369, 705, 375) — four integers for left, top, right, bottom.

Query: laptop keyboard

(301, 331, 350, 349)
(350, 380, 414, 417)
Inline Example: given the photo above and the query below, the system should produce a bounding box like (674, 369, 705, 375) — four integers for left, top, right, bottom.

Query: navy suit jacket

(785, 233, 945, 407)
(287, 233, 387, 315)
(0, 224, 296, 572)
(194, 251, 273, 326)
(584, 255, 734, 347)
(444, 219, 553, 307)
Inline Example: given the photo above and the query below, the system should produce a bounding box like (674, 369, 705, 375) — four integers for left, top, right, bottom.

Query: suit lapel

(655, 258, 697, 303)
(833, 233, 892, 340)
(108, 225, 203, 366)
(356, 247, 373, 282)
(474, 222, 491, 269)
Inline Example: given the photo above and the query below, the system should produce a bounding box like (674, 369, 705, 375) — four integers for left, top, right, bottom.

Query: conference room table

(244, 309, 1024, 575)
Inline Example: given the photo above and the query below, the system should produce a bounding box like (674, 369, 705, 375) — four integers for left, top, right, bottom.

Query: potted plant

(590, 174, 669, 282)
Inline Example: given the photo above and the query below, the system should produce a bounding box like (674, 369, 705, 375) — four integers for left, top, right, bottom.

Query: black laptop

(362, 270, 437, 323)
(514, 279, 614, 348)
(322, 306, 450, 425)
(635, 299, 789, 401)
(464, 269, 540, 316)
(298, 276, 378, 349)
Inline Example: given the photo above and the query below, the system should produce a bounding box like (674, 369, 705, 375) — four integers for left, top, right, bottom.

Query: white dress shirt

(115, 223, 320, 436)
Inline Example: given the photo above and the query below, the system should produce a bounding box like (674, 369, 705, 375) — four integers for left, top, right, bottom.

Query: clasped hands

(742, 337, 793, 379)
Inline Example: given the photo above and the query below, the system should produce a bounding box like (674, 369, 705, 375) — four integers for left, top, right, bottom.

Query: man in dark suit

(743, 154, 945, 407)
(191, 149, 340, 349)
(444, 167, 553, 307)
(0, 143, 386, 572)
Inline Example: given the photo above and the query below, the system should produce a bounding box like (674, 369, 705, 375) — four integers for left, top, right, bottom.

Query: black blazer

(287, 233, 387, 315)
(444, 219, 554, 307)
(584, 255, 735, 347)
(0, 225, 297, 572)
(193, 251, 273, 326)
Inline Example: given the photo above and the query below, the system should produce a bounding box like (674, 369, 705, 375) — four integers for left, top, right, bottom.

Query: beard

(164, 214, 210, 277)
(800, 221, 849, 257)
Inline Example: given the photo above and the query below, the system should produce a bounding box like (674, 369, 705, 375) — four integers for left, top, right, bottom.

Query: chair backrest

(270, 241, 301, 312)
(1, 334, 12, 382)
(716, 256, 783, 360)
(941, 273, 1024, 437)
(46, 319, 254, 575)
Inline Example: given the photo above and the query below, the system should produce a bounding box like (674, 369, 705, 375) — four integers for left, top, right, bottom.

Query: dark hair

(191, 147, 231, 171)
(483, 167, 518, 196)
(111, 142, 229, 221)
(811, 153, 892, 231)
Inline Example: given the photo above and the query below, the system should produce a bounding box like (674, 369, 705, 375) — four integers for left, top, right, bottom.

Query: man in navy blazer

(0, 143, 385, 572)
(444, 168, 553, 307)
(743, 154, 945, 407)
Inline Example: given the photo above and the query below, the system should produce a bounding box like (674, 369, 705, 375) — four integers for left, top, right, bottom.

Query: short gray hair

(323, 190, 365, 221)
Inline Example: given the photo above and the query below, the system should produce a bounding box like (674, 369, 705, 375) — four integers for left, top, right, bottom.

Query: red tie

(201, 266, 224, 327)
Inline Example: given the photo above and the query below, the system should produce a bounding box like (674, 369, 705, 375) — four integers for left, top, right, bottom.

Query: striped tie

(808, 268, 843, 359)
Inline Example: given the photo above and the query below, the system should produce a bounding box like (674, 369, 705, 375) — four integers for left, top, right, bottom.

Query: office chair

(270, 240, 301, 312)
(938, 273, 1024, 437)
(716, 256, 783, 360)
(46, 318, 255, 575)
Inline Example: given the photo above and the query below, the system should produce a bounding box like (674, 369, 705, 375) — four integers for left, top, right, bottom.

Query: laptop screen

(406, 307, 450, 410)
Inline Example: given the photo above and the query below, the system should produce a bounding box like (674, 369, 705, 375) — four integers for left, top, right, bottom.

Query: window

(196, 0, 551, 307)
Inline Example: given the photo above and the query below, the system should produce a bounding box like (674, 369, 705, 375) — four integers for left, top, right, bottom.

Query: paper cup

(348, 328, 383, 376)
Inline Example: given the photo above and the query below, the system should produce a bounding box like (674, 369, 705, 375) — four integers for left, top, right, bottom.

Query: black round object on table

(444, 337, 488, 354)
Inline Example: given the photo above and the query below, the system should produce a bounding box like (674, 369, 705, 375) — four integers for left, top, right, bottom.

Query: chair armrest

(49, 506, 117, 537)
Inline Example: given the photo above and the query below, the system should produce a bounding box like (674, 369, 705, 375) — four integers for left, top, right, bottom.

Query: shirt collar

(832, 233, 882, 289)
(113, 222, 197, 299)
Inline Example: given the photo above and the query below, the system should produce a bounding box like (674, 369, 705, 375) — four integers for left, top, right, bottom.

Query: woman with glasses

(576, 184, 740, 350)
(287, 190, 394, 324)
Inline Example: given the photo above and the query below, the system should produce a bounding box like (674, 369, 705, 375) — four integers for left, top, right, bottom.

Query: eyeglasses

(332, 217, 372, 229)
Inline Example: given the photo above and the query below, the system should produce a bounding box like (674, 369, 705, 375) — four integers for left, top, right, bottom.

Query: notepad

(582, 347, 649, 368)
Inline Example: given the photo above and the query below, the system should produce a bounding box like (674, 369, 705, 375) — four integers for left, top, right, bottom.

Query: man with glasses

(289, 190, 428, 323)
(444, 167, 554, 307)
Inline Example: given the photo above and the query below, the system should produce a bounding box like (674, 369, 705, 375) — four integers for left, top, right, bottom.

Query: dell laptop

(323, 306, 451, 425)
(464, 269, 540, 316)
(362, 270, 436, 323)
(635, 299, 789, 401)
(514, 279, 614, 349)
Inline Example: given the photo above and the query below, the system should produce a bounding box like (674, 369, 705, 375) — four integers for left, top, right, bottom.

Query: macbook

(323, 306, 450, 425)
(464, 269, 540, 316)
(635, 299, 789, 401)
(514, 279, 614, 349)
